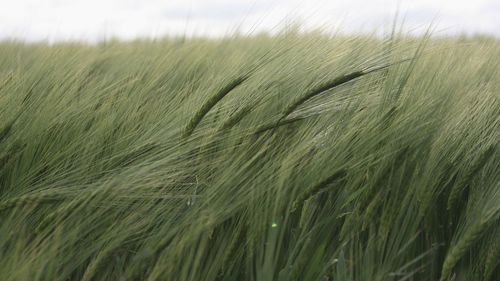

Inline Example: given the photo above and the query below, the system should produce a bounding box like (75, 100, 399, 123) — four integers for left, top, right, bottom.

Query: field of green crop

(0, 31, 499, 281)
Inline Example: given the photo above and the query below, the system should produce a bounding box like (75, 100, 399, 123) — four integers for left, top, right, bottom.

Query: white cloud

(0, 0, 497, 42)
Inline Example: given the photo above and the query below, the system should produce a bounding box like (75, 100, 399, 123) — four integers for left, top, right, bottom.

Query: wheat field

(0, 31, 499, 280)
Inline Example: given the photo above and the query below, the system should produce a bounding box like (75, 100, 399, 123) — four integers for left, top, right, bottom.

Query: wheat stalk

(183, 75, 249, 138)
(440, 219, 492, 281)
(447, 145, 495, 211)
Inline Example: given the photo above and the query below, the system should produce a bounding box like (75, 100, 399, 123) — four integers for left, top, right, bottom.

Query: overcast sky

(0, 0, 498, 42)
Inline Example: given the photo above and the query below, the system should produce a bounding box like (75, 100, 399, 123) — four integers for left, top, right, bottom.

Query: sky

(0, 0, 498, 42)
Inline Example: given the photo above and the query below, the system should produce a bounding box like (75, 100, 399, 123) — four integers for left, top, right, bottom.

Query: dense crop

(0, 32, 499, 280)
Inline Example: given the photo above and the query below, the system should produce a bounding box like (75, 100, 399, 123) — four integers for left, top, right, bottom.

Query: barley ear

(183, 75, 249, 138)
(440, 220, 491, 281)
